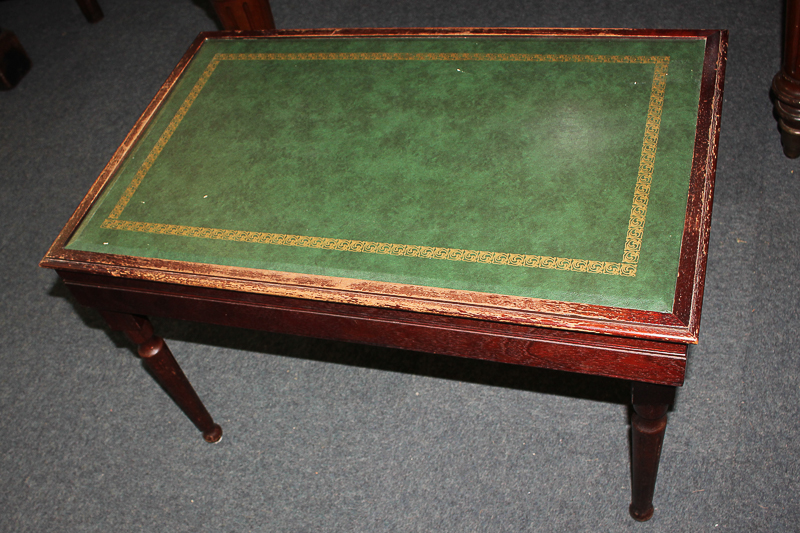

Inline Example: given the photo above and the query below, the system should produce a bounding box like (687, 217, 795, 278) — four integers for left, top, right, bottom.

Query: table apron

(61, 275, 688, 386)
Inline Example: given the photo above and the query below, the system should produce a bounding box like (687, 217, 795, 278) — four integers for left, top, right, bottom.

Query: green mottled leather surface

(67, 36, 707, 312)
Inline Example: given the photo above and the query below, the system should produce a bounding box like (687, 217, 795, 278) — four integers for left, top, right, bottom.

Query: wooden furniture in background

(211, 0, 275, 31)
(0, 0, 102, 90)
(0, 29, 31, 89)
(75, 0, 103, 23)
(773, 0, 800, 157)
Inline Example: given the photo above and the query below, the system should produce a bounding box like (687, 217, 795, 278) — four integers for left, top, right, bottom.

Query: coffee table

(41, 28, 727, 521)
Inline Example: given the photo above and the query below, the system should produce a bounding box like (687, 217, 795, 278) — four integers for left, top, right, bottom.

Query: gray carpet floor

(1, 0, 798, 531)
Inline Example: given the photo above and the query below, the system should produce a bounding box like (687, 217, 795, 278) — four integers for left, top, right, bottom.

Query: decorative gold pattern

(215, 52, 666, 64)
(623, 58, 669, 273)
(101, 218, 634, 275)
(102, 50, 671, 278)
(109, 57, 222, 220)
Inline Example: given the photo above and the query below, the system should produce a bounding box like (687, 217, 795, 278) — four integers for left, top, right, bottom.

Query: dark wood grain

(0, 30, 32, 90)
(100, 311, 223, 442)
(673, 31, 728, 337)
(75, 0, 103, 23)
(211, 0, 275, 31)
(43, 249, 693, 343)
(773, 0, 800, 157)
(629, 382, 676, 521)
(60, 271, 689, 386)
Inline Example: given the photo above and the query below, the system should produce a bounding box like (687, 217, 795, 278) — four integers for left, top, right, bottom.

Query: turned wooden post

(773, 0, 800, 157)
(212, 0, 275, 31)
(101, 312, 222, 443)
(629, 381, 676, 521)
(0, 30, 32, 90)
(75, 0, 104, 23)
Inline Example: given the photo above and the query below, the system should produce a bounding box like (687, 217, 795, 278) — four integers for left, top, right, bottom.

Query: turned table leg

(211, 0, 275, 31)
(0, 30, 32, 90)
(773, 0, 800, 158)
(75, 0, 104, 23)
(100, 312, 222, 443)
(629, 381, 675, 521)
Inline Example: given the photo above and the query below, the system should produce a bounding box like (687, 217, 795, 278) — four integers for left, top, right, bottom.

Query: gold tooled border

(101, 51, 670, 278)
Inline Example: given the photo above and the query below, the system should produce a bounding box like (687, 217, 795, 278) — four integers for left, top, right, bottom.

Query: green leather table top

(66, 35, 707, 312)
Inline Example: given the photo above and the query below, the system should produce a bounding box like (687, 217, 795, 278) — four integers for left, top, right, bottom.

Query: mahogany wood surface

(100, 311, 223, 443)
(773, 0, 800, 157)
(40, 28, 727, 521)
(59, 270, 689, 386)
(629, 382, 676, 521)
(0, 30, 31, 90)
(211, 0, 275, 31)
(75, 0, 103, 24)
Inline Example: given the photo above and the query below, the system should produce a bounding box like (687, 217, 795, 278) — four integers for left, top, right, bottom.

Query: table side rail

(673, 30, 727, 336)
(60, 272, 688, 386)
(43, 255, 696, 343)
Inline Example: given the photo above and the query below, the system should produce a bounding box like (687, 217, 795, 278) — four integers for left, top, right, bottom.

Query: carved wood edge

(40, 28, 727, 346)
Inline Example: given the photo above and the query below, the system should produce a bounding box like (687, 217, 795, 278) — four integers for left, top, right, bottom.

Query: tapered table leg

(773, 0, 800, 157)
(211, 0, 275, 31)
(101, 312, 222, 443)
(629, 381, 675, 521)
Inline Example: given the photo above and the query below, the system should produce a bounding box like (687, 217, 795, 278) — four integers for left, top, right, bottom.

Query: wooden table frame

(41, 28, 727, 521)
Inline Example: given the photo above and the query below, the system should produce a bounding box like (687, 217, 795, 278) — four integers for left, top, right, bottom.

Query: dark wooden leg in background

(773, 0, 800, 158)
(211, 0, 275, 31)
(75, 0, 104, 23)
(101, 312, 222, 443)
(629, 381, 675, 521)
(0, 30, 32, 90)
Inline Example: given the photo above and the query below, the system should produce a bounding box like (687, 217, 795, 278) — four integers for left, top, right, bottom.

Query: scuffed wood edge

(44, 251, 696, 343)
(41, 29, 726, 345)
(199, 27, 721, 39)
(41, 34, 210, 259)
(672, 30, 728, 339)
